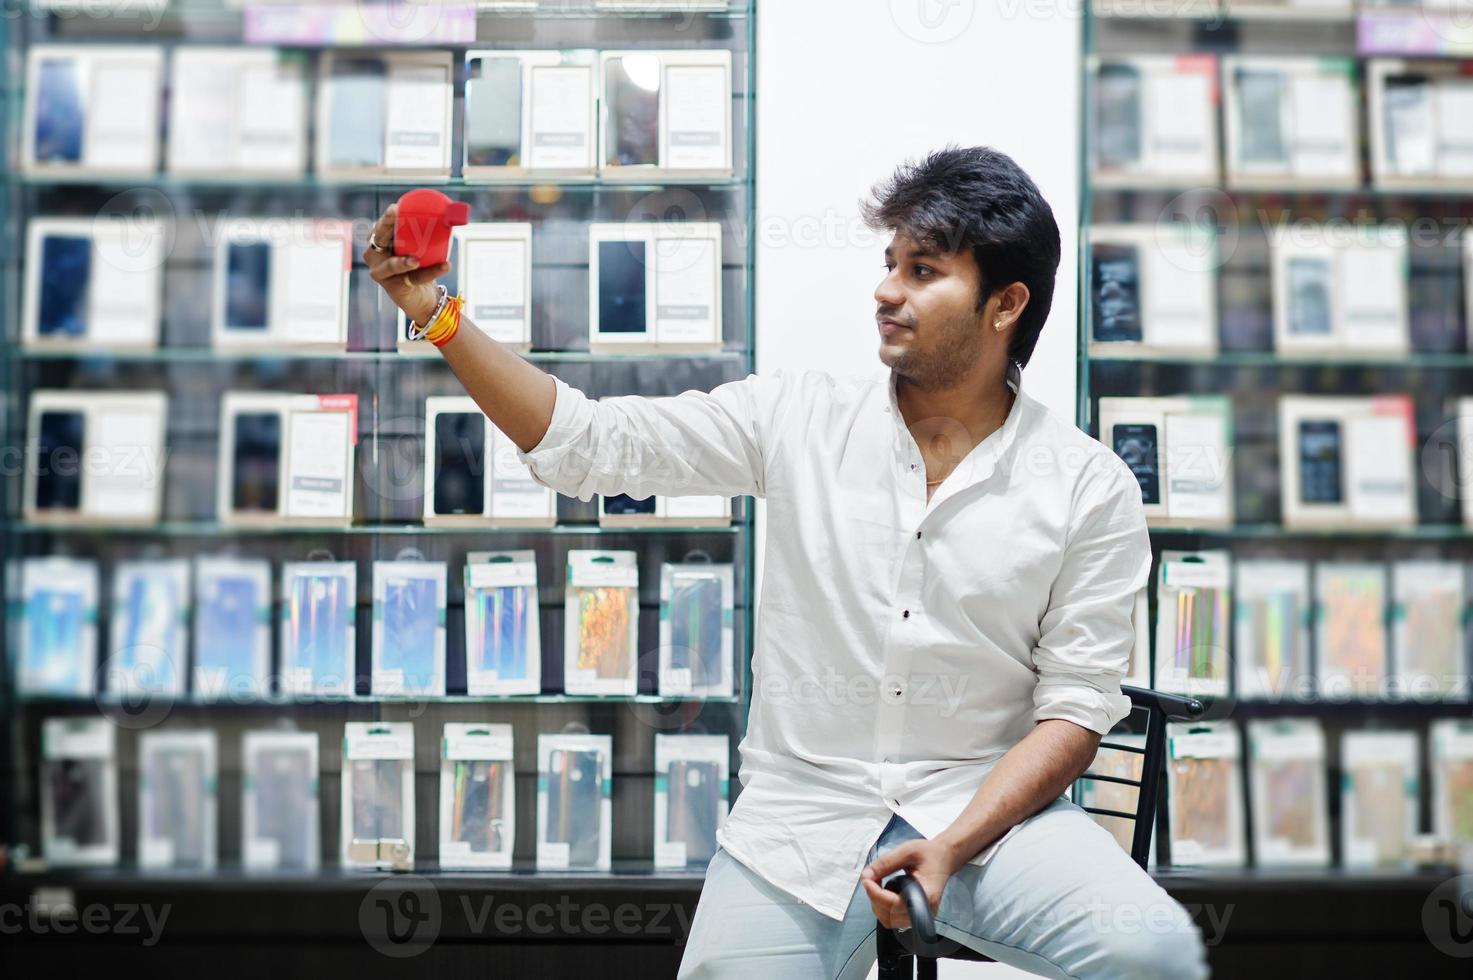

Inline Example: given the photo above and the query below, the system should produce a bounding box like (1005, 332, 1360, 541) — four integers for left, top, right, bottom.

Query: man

(364, 145, 1210, 979)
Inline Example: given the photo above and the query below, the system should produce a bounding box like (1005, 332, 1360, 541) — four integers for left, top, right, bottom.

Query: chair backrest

(1073, 685, 1206, 869)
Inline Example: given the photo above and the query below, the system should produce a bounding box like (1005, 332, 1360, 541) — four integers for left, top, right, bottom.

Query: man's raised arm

(364, 203, 776, 502)
(366, 203, 557, 453)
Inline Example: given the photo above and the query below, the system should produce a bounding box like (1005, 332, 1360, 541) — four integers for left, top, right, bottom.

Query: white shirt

(517, 359, 1153, 920)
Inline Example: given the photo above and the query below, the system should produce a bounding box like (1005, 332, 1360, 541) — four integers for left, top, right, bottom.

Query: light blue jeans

(678, 796, 1211, 979)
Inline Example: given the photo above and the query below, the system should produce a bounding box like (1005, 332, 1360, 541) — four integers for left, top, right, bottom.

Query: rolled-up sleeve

(1030, 451, 1153, 734)
(514, 371, 785, 502)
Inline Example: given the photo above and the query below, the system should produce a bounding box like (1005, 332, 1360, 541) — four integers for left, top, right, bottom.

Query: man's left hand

(859, 837, 965, 930)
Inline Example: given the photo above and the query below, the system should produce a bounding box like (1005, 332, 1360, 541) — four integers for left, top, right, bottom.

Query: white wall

(752, 5, 1083, 975)
(755, 0, 1083, 415)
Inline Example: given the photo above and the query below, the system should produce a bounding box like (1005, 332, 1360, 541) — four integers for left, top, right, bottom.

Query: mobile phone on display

(1298, 419, 1343, 505)
(1112, 423, 1161, 507)
(433, 412, 485, 516)
(466, 57, 522, 167)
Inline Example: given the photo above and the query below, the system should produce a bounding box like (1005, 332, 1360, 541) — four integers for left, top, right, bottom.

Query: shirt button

(902, 609, 910, 619)
(909, 463, 917, 470)
(915, 530, 922, 539)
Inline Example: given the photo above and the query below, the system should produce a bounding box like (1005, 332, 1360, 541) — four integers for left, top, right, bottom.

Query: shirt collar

(885, 359, 1027, 491)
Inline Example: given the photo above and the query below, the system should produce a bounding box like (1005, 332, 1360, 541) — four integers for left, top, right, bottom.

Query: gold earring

(994, 318, 1004, 331)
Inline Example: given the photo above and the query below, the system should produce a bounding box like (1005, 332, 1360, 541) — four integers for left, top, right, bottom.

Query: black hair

(859, 145, 1062, 369)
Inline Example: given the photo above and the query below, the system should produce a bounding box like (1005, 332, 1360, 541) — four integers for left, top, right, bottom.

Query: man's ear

(990, 282, 1032, 334)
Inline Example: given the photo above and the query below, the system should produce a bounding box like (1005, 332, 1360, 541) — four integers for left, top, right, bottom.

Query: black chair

(875, 685, 1206, 980)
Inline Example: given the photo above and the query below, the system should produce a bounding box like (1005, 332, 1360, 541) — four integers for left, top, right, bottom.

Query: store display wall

(1083, 1, 1473, 872)
(0, 0, 756, 877)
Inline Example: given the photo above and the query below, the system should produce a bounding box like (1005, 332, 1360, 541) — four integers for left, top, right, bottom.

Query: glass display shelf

(1090, 181, 1473, 199)
(17, 0, 751, 19)
(15, 173, 750, 193)
(15, 691, 742, 707)
(13, 520, 747, 536)
(2, 857, 1457, 888)
(15, 348, 750, 364)
(1184, 697, 1473, 718)
(1090, 352, 1473, 369)
(0, 861, 713, 884)
(1144, 524, 1473, 540)
(0, 0, 759, 888)
(1093, 5, 1353, 24)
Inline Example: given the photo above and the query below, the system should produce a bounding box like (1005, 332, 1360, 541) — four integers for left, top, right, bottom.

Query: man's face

(875, 230, 998, 390)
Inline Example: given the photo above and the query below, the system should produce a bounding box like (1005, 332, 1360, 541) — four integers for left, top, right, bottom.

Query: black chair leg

(917, 954, 938, 980)
(876, 926, 911, 980)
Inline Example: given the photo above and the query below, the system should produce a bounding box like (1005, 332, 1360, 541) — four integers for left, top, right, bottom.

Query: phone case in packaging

(315, 51, 452, 179)
(210, 218, 350, 351)
(23, 45, 163, 176)
(1224, 56, 1357, 186)
(23, 215, 165, 351)
(242, 731, 319, 870)
(1154, 551, 1231, 698)
(654, 734, 728, 868)
(193, 557, 272, 701)
(1233, 560, 1312, 701)
(1089, 55, 1219, 183)
(538, 733, 611, 870)
(342, 722, 415, 869)
(1087, 225, 1217, 357)
(1315, 562, 1388, 701)
(462, 50, 597, 179)
(371, 561, 447, 697)
(1166, 722, 1245, 867)
(1341, 729, 1418, 868)
(490, 424, 557, 526)
(1279, 395, 1415, 530)
(279, 561, 356, 697)
(440, 723, 515, 869)
(18, 556, 98, 697)
(599, 49, 732, 179)
(1247, 719, 1329, 867)
(1431, 720, 1473, 848)
(26, 390, 168, 525)
(658, 563, 734, 698)
(41, 717, 119, 867)
(1076, 732, 1146, 857)
(423, 395, 489, 523)
(1097, 396, 1234, 528)
(564, 551, 638, 696)
(465, 550, 541, 696)
(138, 729, 218, 870)
(107, 558, 189, 699)
(1391, 561, 1466, 700)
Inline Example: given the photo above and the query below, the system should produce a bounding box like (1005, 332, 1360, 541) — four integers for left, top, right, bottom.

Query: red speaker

(393, 189, 470, 267)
